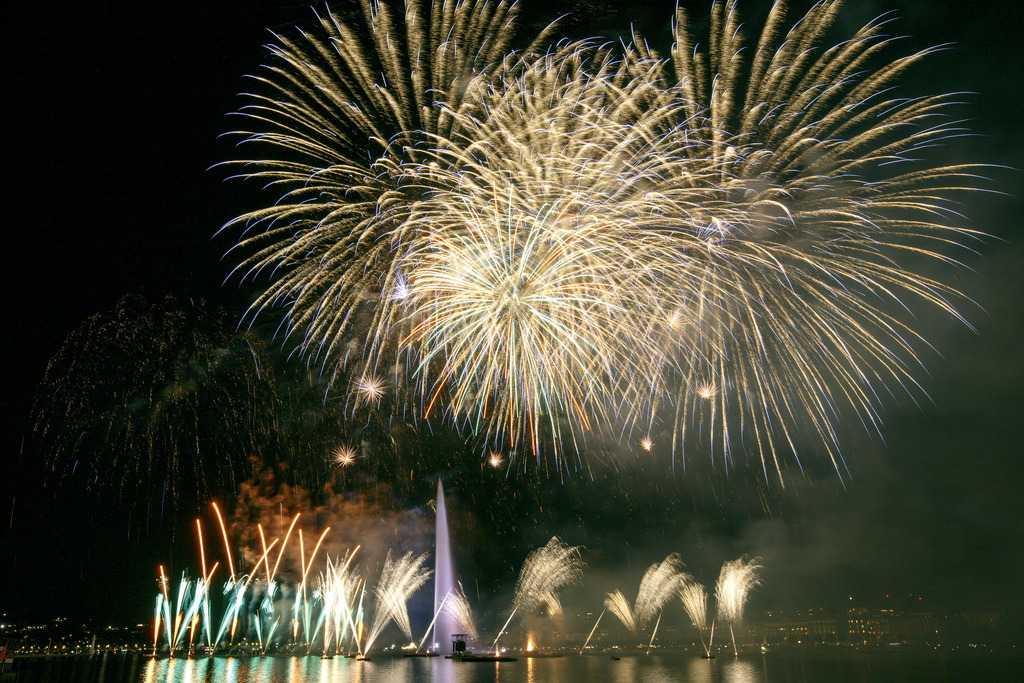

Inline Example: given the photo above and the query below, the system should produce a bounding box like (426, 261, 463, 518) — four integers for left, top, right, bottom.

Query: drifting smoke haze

(228, 468, 431, 582)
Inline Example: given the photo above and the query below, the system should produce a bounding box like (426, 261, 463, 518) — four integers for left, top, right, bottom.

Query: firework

(603, 590, 636, 635)
(363, 551, 432, 653)
(31, 295, 278, 516)
(399, 45, 717, 459)
(510, 536, 585, 621)
(223, 0, 554, 374)
(715, 556, 762, 656)
(224, 0, 985, 476)
(492, 536, 584, 651)
(579, 607, 606, 655)
(621, 0, 986, 477)
(333, 445, 357, 467)
(679, 579, 711, 657)
(605, 554, 688, 637)
(443, 582, 478, 642)
(317, 551, 362, 656)
(403, 185, 636, 455)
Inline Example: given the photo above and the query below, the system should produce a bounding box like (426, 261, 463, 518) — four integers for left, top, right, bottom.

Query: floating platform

(403, 652, 441, 657)
(447, 653, 517, 662)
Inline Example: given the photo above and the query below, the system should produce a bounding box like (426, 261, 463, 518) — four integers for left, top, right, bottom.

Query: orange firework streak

(300, 528, 332, 586)
(247, 539, 279, 586)
(258, 525, 272, 584)
(211, 502, 235, 579)
(196, 519, 208, 581)
(269, 514, 301, 583)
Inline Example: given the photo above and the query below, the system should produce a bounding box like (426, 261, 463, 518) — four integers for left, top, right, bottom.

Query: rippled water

(9, 651, 1024, 682)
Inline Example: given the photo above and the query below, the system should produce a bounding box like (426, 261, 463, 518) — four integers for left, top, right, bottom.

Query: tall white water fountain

(432, 479, 458, 650)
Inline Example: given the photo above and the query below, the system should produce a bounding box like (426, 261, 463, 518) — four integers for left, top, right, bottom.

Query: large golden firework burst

(226, 0, 986, 480)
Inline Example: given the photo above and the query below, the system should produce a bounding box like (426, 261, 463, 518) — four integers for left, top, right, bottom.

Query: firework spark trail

(679, 579, 711, 656)
(363, 551, 432, 653)
(580, 607, 606, 655)
(646, 611, 663, 655)
(416, 589, 452, 652)
(224, 0, 987, 476)
(492, 537, 584, 652)
(716, 557, 762, 656)
(623, 0, 988, 478)
(605, 554, 689, 637)
(603, 590, 636, 635)
(223, 0, 555, 376)
(318, 551, 363, 655)
(442, 582, 478, 642)
(212, 503, 235, 579)
(510, 537, 585, 621)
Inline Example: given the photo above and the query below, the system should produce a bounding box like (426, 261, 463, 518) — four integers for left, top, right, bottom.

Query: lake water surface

(9, 651, 1023, 682)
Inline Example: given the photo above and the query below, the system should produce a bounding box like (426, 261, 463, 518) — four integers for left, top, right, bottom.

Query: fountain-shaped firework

(602, 554, 688, 652)
(715, 557, 762, 656)
(493, 537, 584, 652)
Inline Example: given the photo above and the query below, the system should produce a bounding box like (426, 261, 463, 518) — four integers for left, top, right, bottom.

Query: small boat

(610, 656, 621, 661)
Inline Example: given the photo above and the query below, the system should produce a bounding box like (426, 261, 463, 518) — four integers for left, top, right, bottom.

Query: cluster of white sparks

(580, 553, 760, 656)
(510, 536, 585, 624)
(715, 556, 763, 655)
(226, 0, 985, 478)
(605, 554, 689, 636)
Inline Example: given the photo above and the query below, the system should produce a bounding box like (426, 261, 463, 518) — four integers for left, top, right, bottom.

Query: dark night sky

(3, 0, 1024, 636)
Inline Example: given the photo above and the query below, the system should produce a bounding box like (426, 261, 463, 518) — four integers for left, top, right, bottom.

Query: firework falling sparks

(716, 557, 762, 656)
(442, 582, 479, 642)
(364, 551, 432, 653)
(510, 537, 585, 622)
(679, 579, 711, 657)
(604, 554, 688, 637)
(223, 0, 555, 373)
(491, 536, 584, 651)
(225, 0, 987, 477)
(31, 295, 278, 516)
